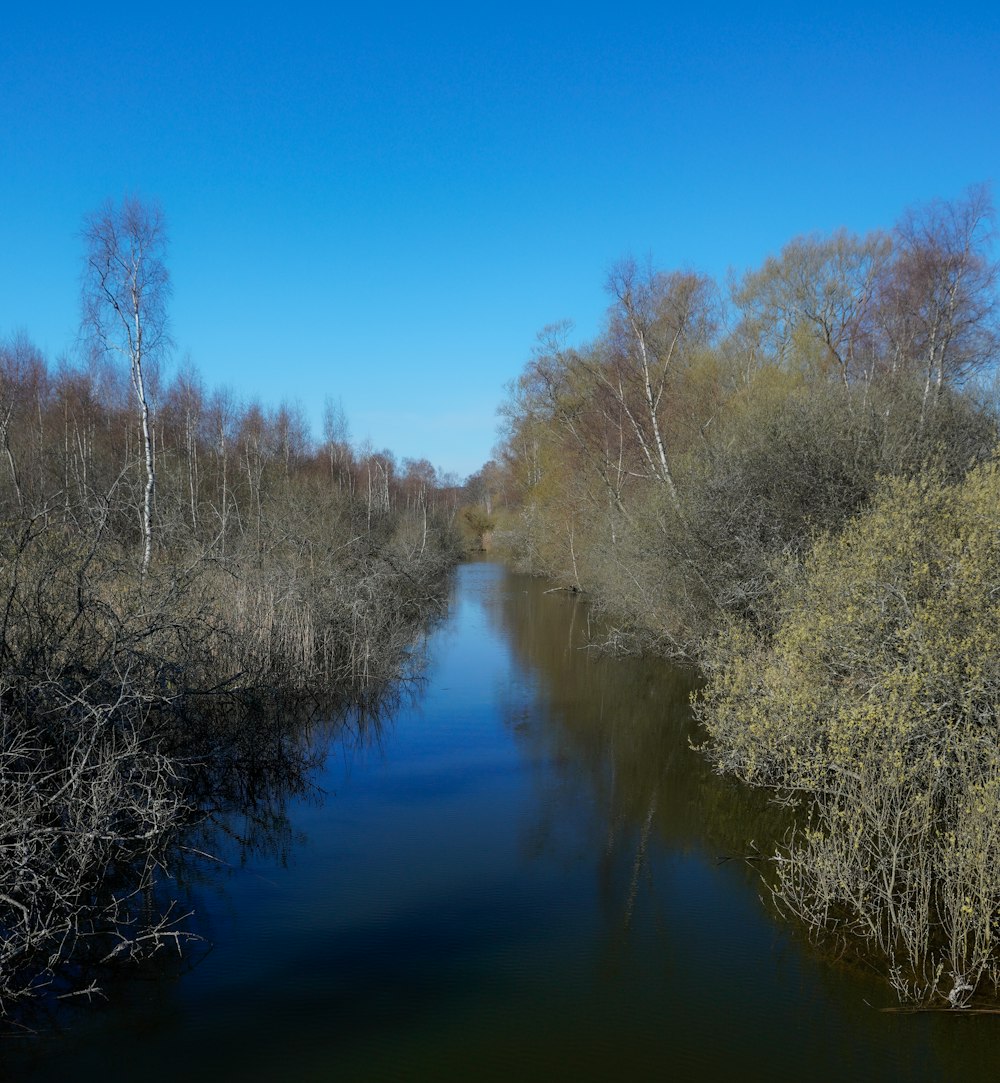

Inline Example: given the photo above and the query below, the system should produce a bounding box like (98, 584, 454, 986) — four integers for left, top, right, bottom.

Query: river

(7, 559, 999, 1080)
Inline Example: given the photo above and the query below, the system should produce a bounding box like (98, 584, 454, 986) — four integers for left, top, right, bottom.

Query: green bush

(697, 456, 1000, 1005)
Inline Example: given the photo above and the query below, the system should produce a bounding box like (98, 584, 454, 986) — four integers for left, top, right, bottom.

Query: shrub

(697, 456, 1000, 1005)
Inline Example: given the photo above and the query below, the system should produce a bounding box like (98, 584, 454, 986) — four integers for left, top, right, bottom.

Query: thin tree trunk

(131, 331, 155, 577)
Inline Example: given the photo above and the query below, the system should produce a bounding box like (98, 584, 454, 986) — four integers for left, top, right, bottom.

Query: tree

(82, 196, 170, 576)
(876, 185, 999, 420)
(322, 395, 352, 491)
(732, 228, 890, 386)
(515, 323, 634, 527)
(602, 259, 718, 514)
(462, 504, 495, 549)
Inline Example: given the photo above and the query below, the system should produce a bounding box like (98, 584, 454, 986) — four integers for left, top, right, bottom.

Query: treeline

(0, 330, 463, 701)
(0, 198, 463, 1018)
(489, 185, 1000, 1005)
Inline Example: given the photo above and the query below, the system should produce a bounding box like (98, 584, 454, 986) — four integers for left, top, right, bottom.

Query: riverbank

(8, 561, 1000, 1081)
(0, 503, 459, 1025)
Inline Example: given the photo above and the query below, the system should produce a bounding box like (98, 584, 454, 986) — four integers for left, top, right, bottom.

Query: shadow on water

(6, 560, 1000, 1081)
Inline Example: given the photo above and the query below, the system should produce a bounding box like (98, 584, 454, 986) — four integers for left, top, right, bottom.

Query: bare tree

(322, 394, 352, 490)
(519, 323, 634, 527)
(602, 259, 718, 515)
(876, 185, 999, 420)
(82, 196, 171, 576)
(732, 228, 890, 386)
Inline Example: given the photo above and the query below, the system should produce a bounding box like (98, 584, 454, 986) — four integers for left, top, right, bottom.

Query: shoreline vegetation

(3, 182, 998, 1025)
(485, 185, 1000, 1006)
(0, 199, 466, 1024)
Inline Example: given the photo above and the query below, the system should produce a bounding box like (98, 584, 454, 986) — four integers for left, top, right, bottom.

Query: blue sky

(2, 3, 998, 478)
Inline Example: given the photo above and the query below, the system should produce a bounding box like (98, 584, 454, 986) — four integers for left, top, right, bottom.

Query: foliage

(697, 459, 1000, 1004)
(460, 504, 496, 550)
(494, 187, 999, 663)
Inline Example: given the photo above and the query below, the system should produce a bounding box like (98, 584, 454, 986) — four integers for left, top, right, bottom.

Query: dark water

(6, 560, 1000, 1080)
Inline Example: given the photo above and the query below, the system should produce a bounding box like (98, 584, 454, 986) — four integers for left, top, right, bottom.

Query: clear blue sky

(2, 3, 998, 479)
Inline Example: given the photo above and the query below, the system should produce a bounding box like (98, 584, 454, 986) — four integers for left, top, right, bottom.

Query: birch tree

(732, 229, 890, 386)
(876, 185, 999, 420)
(602, 260, 718, 515)
(82, 196, 170, 576)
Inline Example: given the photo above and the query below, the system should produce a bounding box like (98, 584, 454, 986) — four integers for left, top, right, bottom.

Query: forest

(0, 198, 466, 1018)
(482, 185, 1000, 1006)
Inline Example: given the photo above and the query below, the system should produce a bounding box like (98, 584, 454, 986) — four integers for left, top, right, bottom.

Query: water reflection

(180, 688, 413, 869)
(7, 561, 1000, 1082)
(484, 573, 791, 915)
(471, 564, 1000, 1083)
(1, 666, 421, 1048)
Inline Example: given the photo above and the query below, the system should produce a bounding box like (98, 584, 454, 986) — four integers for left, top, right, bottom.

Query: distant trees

(0, 324, 463, 703)
(322, 395, 352, 491)
(461, 505, 495, 550)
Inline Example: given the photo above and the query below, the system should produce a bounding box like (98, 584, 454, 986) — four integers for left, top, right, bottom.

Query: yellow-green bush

(698, 456, 1000, 1004)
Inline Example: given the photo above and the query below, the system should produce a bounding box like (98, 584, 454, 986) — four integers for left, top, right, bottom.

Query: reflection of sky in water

(11, 562, 999, 1083)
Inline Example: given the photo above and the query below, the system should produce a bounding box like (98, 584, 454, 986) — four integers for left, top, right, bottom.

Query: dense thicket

(490, 186, 1000, 1004)
(0, 317, 461, 1013)
(493, 188, 998, 659)
(0, 333, 461, 697)
(698, 461, 1000, 1005)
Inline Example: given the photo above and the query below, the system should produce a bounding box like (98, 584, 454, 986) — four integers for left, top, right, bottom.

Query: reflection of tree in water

(0, 653, 426, 1034)
(0, 698, 196, 1033)
(487, 571, 792, 946)
(180, 693, 329, 870)
(180, 680, 417, 869)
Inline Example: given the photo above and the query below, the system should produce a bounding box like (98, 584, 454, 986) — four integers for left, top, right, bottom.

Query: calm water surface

(7, 561, 1000, 1080)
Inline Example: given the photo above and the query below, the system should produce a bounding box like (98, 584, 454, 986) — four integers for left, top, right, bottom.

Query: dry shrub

(0, 697, 190, 1013)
